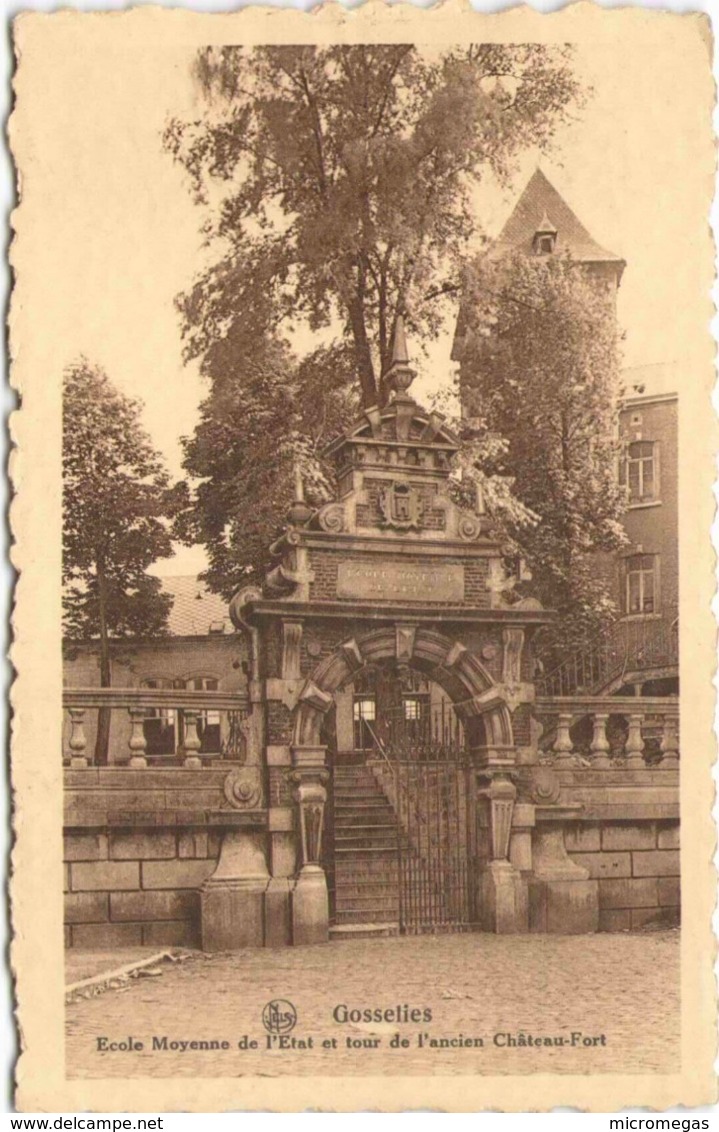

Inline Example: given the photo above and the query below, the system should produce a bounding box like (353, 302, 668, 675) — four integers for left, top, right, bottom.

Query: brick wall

(268, 767, 293, 807)
(614, 395, 678, 622)
(309, 549, 489, 607)
(565, 820, 680, 930)
(64, 828, 220, 949)
(356, 479, 446, 531)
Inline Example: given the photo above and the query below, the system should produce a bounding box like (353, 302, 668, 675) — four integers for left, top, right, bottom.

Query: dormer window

(533, 211, 558, 256)
(535, 234, 555, 255)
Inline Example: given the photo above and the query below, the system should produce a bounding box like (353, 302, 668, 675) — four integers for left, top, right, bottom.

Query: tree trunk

(94, 564, 112, 766)
(346, 295, 378, 408)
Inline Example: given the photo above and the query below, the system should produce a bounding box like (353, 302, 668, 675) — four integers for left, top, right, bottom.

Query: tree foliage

(63, 359, 179, 639)
(456, 254, 627, 662)
(63, 360, 181, 759)
(165, 44, 584, 594)
(165, 44, 583, 408)
(176, 339, 358, 598)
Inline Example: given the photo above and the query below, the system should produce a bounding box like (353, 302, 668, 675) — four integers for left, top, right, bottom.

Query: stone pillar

(200, 828, 270, 950)
(529, 820, 598, 934)
(509, 802, 535, 873)
(290, 746, 330, 946)
(265, 802, 296, 948)
(477, 772, 528, 934)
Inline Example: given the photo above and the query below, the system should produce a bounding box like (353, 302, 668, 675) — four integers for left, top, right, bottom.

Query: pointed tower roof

(495, 169, 624, 270)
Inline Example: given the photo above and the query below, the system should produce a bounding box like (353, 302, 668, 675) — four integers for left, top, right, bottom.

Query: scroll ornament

(317, 503, 345, 533)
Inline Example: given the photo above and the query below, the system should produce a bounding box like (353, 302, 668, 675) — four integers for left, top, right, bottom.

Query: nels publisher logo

(262, 999, 297, 1035)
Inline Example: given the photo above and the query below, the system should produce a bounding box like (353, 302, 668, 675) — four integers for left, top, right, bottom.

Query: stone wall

(566, 820, 680, 930)
(64, 827, 220, 949)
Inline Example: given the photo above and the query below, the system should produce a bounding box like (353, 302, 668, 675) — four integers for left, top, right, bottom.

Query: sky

(32, 31, 713, 574)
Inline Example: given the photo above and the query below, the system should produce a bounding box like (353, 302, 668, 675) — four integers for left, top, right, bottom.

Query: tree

(175, 338, 359, 598)
(455, 253, 627, 664)
(165, 46, 583, 406)
(63, 360, 180, 763)
(165, 44, 583, 590)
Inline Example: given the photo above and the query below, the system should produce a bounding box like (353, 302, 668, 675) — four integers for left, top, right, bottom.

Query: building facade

(453, 169, 678, 698)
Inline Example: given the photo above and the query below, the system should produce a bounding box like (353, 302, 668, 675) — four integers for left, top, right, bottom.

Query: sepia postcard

(9, 1, 718, 1113)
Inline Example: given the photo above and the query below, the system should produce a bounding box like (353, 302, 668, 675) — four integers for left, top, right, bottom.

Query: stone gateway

(63, 321, 679, 950)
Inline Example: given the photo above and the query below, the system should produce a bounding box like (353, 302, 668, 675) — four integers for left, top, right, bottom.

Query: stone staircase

(330, 764, 400, 939)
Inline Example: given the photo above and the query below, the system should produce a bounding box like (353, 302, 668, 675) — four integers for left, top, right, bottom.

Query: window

(353, 696, 376, 751)
(624, 441, 658, 504)
(624, 555, 658, 615)
(141, 678, 177, 756)
(403, 694, 430, 720)
(535, 233, 555, 255)
(141, 675, 222, 757)
(183, 676, 221, 754)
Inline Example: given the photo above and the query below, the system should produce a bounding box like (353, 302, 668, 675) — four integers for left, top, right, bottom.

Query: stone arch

(292, 625, 513, 750)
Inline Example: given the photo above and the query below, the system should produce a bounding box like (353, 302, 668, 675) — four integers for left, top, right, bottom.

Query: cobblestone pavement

(65, 948, 166, 986)
(66, 931, 679, 1079)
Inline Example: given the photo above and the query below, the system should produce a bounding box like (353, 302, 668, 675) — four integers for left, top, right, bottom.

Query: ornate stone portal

(198, 320, 597, 947)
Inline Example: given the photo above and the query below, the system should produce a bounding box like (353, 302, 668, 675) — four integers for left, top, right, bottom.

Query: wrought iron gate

(374, 702, 476, 934)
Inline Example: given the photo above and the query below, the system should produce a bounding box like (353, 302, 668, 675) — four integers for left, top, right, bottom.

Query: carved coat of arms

(378, 480, 423, 531)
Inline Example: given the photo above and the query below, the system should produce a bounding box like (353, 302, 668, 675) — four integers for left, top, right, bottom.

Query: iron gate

(374, 702, 476, 934)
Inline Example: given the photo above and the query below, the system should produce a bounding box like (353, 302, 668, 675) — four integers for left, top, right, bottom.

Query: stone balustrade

(533, 695, 679, 769)
(63, 687, 250, 769)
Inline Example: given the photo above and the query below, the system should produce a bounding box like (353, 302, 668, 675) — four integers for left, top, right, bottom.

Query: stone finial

(385, 314, 416, 399)
(287, 463, 313, 526)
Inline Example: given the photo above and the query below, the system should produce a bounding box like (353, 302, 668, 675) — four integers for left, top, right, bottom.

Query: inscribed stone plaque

(337, 561, 465, 602)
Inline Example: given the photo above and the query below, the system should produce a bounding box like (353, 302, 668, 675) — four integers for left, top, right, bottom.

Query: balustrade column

(553, 712, 574, 767)
(625, 713, 645, 769)
(660, 716, 679, 768)
(183, 711, 202, 769)
(589, 712, 611, 769)
(127, 707, 148, 768)
(67, 708, 88, 768)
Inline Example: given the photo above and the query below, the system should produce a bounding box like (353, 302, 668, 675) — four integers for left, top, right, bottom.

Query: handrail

(537, 614, 679, 697)
(63, 687, 248, 712)
(364, 718, 397, 781)
(535, 694, 679, 715)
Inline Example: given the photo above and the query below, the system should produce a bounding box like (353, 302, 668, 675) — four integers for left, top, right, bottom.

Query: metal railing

(63, 686, 250, 768)
(537, 615, 679, 698)
(373, 699, 466, 762)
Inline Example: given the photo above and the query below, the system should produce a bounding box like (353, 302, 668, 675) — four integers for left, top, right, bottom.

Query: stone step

(334, 833, 397, 843)
(334, 911, 398, 925)
(335, 828, 396, 837)
(335, 896, 397, 908)
(335, 840, 398, 852)
(329, 922, 400, 940)
(334, 789, 387, 800)
(335, 873, 399, 886)
(335, 856, 400, 869)
(335, 824, 396, 833)
(335, 809, 391, 817)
